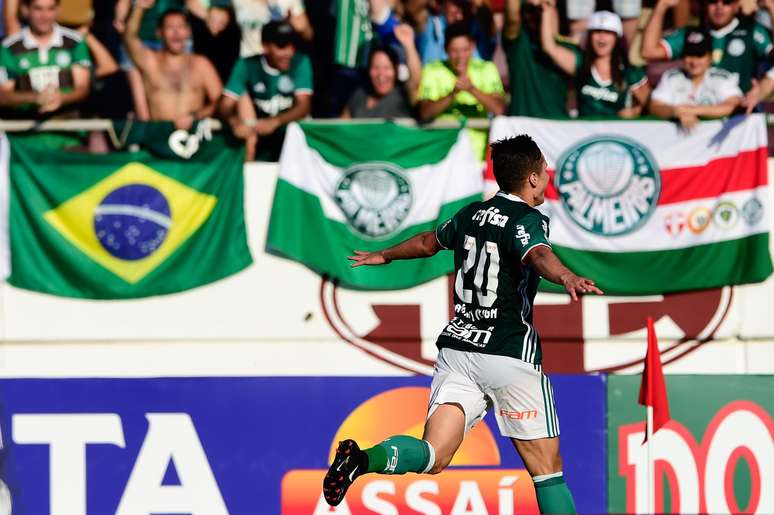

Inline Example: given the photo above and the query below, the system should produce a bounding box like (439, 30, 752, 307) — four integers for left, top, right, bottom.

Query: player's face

(706, 0, 738, 29)
(26, 0, 58, 36)
(684, 53, 712, 78)
(369, 51, 397, 97)
(532, 159, 550, 206)
(266, 42, 296, 72)
(160, 14, 191, 55)
(590, 30, 617, 59)
(447, 36, 474, 74)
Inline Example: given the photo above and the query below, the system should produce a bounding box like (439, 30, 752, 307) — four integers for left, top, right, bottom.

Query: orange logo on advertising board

(281, 387, 538, 514)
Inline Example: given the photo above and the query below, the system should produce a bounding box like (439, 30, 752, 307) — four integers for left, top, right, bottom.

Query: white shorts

(427, 348, 560, 440)
(566, 0, 641, 20)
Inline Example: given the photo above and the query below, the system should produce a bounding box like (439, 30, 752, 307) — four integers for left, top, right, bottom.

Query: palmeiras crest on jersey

(555, 135, 661, 236)
(334, 162, 413, 240)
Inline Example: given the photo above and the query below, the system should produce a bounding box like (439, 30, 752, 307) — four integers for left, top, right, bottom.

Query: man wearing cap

(123, 0, 223, 130)
(219, 20, 312, 161)
(641, 0, 774, 93)
(650, 26, 743, 129)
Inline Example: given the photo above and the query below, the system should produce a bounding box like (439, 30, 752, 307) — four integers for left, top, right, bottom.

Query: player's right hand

(561, 274, 603, 301)
(348, 250, 391, 267)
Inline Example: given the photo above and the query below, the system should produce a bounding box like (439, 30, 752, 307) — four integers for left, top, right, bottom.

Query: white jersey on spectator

(651, 66, 742, 106)
(232, 0, 305, 57)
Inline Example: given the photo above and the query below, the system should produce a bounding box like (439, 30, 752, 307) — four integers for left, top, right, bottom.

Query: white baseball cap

(587, 10, 623, 37)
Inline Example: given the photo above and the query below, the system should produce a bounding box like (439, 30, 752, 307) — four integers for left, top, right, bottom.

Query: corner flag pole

(638, 316, 670, 515)
(646, 405, 654, 514)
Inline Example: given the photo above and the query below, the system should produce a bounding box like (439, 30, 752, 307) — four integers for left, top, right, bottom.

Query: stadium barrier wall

(607, 375, 774, 514)
(0, 375, 607, 514)
(0, 162, 772, 376)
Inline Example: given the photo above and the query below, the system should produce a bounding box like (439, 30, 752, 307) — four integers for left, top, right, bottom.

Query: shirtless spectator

(123, 0, 222, 130)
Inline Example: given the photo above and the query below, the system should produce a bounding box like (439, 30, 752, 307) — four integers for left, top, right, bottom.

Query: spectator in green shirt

(641, 0, 774, 93)
(417, 22, 504, 159)
(0, 0, 91, 117)
(503, 0, 575, 118)
(541, 6, 650, 118)
(219, 20, 312, 161)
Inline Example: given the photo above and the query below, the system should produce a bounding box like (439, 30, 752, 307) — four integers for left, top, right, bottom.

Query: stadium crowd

(1, 0, 774, 159)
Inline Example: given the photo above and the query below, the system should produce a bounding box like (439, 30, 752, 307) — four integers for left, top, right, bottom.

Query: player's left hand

(348, 250, 391, 267)
(561, 274, 603, 301)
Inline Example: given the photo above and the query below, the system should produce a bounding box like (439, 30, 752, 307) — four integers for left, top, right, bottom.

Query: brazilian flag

(8, 132, 252, 299)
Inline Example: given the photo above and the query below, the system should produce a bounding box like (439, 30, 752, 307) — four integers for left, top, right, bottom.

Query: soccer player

(322, 135, 603, 514)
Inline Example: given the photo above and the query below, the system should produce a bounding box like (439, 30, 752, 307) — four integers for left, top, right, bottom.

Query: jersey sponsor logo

(442, 318, 495, 347)
(742, 197, 764, 226)
(555, 135, 661, 236)
(472, 206, 509, 227)
(334, 162, 412, 239)
(580, 84, 619, 103)
(727, 38, 746, 57)
(455, 303, 499, 322)
(253, 94, 294, 117)
(498, 408, 538, 420)
(515, 224, 531, 246)
(713, 201, 739, 230)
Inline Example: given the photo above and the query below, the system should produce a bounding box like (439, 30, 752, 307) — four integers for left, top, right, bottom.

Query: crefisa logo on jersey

(334, 163, 412, 239)
(555, 136, 661, 236)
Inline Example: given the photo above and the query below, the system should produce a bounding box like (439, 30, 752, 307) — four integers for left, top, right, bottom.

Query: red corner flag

(638, 317, 670, 437)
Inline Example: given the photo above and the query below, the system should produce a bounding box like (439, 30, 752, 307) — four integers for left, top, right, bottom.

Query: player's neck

(507, 189, 538, 207)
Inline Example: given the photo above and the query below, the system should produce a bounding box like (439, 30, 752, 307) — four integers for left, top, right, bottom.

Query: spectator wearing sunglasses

(641, 0, 774, 93)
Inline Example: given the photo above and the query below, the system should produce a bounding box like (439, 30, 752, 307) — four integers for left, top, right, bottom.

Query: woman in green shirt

(540, 4, 650, 118)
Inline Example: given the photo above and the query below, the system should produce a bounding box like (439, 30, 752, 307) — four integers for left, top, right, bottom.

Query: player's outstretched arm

(525, 245, 603, 301)
(348, 231, 442, 267)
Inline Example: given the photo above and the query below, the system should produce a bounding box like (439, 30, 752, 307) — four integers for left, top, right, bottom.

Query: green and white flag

(7, 132, 252, 299)
(489, 115, 773, 294)
(268, 122, 483, 290)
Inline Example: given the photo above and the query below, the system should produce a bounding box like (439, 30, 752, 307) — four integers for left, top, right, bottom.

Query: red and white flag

(638, 316, 670, 438)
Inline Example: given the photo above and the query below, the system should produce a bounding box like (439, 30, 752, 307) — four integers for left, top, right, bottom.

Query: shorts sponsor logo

(713, 201, 739, 230)
(334, 163, 412, 239)
(664, 212, 686, 237)
(687, 206, 712, 234)
(555, 136, 660, 236)
(499, 408, 539, 420)
(742, 197, 764, 226)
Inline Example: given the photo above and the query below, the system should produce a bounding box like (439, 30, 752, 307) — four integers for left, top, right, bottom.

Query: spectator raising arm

(641, 0, 680, 61)
(539, 0, 576, 75)
(3, 0, 20, 35)
(503, 0, 522, 41)
(122, 0, 155, 72)
(80, 28, 119, 78)
(394, 23, 422, 103)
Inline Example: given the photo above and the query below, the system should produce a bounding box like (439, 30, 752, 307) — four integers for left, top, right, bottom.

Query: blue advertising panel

(0, 375, 606, 514)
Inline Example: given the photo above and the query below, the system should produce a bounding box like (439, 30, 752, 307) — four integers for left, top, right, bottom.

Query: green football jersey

(223, 53, 313, 117)
(0, 25, 92, 111)
(335, 0, 373, 68)
(662, 17, 771, 92)
(435, 192, 552, 365)
(571, 53, 648, 117)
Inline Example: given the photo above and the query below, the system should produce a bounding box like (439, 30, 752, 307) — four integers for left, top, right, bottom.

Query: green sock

(533, 473, 577, 514)
(363, 435, 434, 474)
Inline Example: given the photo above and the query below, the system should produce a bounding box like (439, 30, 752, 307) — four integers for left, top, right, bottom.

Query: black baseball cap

(684, 27, 712, 57)
(263, 20, 296, 47)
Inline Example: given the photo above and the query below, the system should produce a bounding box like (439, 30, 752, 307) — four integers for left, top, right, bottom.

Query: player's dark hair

(489, 135, 544, 192)
(444, 22, 473, 49)
(22, 0, 61, 5)
(158, 7, 189, 29)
